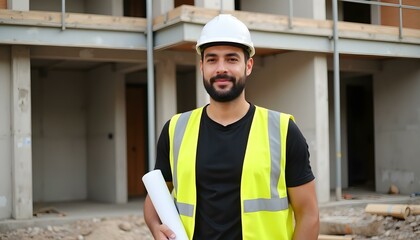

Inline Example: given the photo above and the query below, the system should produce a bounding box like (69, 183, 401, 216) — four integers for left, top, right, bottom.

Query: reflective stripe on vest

(172, 110, 195, 217)
(243, 109, 289, 212)
(172, 108, 288, 216)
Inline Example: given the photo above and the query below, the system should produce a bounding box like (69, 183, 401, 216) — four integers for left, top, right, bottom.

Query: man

(144, 14, 319, 240)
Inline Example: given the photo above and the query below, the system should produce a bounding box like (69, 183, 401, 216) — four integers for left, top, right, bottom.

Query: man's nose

(216, 61, 227, 74)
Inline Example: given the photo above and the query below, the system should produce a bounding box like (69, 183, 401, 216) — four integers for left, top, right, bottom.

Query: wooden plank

(409, 205, 420, 215)
(320, 216, 384, 237)
(318, 235, 353, 240)
(157, 5, 420, 41)
(1, 5, 419, 43)
(0, 9, 147, 32)
(365, 204, 410, 220)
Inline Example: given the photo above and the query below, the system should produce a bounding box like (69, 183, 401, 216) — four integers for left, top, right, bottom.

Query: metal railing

(341, 0, 420, 39)
(61, 0, 65, 30)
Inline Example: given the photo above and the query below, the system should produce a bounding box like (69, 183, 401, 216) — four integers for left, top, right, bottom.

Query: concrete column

(7, 0, 29, 10)
(11, 46, 32, 219)
(314, 55, 330, 203)
(155, 58, 176, 134)
(114, 71, 127, 204)
(0, 47, 12, 219)
(195, 0, 234, 11)
(195, 55, 209, 107)
(371, 4, 381, 25)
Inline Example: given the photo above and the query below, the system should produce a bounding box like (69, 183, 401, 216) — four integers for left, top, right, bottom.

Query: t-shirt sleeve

(285, 120, 315, 187)
(154, 120, 173, 182)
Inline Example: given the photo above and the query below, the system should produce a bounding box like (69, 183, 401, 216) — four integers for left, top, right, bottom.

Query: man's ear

(246, 58, 254, 76)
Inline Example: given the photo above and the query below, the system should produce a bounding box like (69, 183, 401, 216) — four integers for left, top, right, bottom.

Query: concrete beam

(11, 46, 32, 219)
(31, 46, 148, 63)
(327, 57, 383, 73)
(0, 25, 147, 50)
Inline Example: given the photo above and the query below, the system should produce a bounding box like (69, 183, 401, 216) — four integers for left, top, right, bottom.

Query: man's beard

(203, 74, 246, 102)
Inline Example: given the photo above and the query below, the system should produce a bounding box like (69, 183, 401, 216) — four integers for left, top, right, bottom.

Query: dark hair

(200, 42, 250, 63)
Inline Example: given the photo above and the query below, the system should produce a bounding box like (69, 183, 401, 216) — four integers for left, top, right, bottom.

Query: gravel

(320, 197, 420, 240)
(1, 198, 419, 240)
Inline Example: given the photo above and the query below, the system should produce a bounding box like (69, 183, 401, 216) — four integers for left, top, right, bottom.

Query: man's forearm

(292, 213, 319, 240)
(144, 195, 162, 237)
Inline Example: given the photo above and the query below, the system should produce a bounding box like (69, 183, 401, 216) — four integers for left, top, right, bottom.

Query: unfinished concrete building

(0, 0, 419, 220)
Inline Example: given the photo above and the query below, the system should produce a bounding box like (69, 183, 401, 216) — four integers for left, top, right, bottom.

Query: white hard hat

(196, 14, 255, 57)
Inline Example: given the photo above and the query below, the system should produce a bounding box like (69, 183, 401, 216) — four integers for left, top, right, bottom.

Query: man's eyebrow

(204, 52, 241, 58)
(204, 53, 218, 58)
(225, 53, 241, 58)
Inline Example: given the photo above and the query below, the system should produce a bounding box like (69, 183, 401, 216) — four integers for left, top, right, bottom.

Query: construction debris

(33, 207, 66, 217)
(365, 204, 410, 220)
(388, 184, 399, 195)
(409, 205, 420, 215)
(320, 216, 384, 236)
(318, 235, 353, 240)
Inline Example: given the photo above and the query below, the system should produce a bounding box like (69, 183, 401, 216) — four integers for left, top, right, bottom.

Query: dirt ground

(319, 197, 420, 240)
(1, 198, 419, 240)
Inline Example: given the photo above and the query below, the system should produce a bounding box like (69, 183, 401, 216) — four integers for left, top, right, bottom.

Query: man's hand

(144, 195, 176, 240)
(151, 223, 176, 240)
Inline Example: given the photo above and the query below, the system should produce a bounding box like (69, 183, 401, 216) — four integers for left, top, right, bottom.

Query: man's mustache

(210, 74, 236, 83)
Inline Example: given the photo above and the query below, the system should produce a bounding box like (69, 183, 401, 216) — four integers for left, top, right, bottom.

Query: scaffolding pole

(146, 0, 156, 171)
(332, 0, 342, 201)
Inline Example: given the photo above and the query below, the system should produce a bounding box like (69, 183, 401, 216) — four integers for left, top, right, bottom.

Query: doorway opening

(346, 75, 375, 189)
(343, 1, 371, 24)
(176, 65, 196, 112)
(126, 70, 149, 198)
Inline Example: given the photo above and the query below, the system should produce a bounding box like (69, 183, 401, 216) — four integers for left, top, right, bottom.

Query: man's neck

(206, 97, 250, 126)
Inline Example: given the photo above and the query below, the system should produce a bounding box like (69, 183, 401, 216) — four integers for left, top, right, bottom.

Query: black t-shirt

(155, 104, 314, 240)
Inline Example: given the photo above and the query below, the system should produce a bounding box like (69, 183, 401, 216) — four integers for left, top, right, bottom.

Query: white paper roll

(142, 170, 189, 240)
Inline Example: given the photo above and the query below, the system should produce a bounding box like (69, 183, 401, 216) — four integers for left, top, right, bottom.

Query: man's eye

(207, 58, 216, 63)
(228, 58, 239, 62)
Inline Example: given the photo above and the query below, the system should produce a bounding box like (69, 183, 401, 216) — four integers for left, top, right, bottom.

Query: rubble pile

(0, 215, 153, 240)
(320, 198, 420, 240)
(0, 198, 419, 240)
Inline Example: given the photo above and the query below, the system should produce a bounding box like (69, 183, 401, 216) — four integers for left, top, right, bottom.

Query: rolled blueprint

(142, 170, 189, 240)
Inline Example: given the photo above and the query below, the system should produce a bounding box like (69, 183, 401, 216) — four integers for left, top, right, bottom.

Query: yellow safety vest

(168, 106, 295, 240)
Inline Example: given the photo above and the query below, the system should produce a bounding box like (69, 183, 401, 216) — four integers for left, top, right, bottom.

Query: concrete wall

(155, 58, 177, 136)
(7, 0, 28, 10)
(30, 0, 123, 15)
(241, 0, 325, 19)
(86, 0, 123, 16)
(195, 0, 234, 10)
(30, 0, 85, 13)
(247, 52, 330, 203)
(0, 46, 12, 220)
(87, 64, 127, 203)
(374, 58, 420, 194)
(31, 69, 87, 202)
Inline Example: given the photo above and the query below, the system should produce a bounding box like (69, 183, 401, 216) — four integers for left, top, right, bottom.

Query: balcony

(0, 4, 419, 58)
